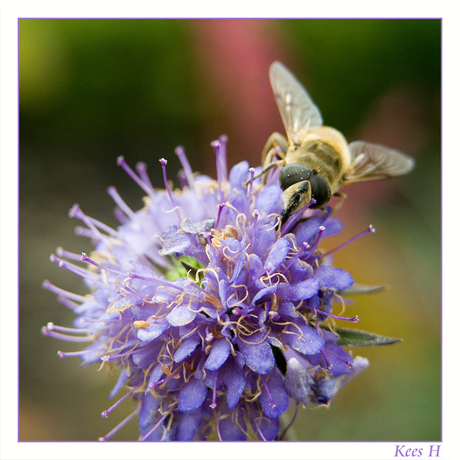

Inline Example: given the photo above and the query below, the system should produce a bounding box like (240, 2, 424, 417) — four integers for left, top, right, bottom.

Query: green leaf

(338, 283, 386, 295)
(164, 256, 204, 284)
(326, 327, 402, 347)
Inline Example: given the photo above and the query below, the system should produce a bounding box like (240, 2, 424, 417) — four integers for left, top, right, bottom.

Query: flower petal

(136, 320, 169, 343)
(176, 408, 204, 441)
(166, 305, 198, 326)
(264, 237, 290, 274)
(218, 410, 247, 441)
(178, 377, 208, 413)
(252, 224, 277, 258)
(204, 338, 231, 371)
(220, 358, 246, 409)
(315, 266, 353, 290)
(252, 284, 278, 305)
(108, 368, 129, 399)
(308, 341, 353, 375)
(237, 334, 274, 375)
(147, 363, 165, 386)
(278, 277, 320, 302)
(255, 184, 282, 215)
(139, 391, 161, 429)
(161, 228, 208, 265)
(322, 217, 343, 236)
(294, 216, 322, 246)
(283, 322, 325, 355)
(253, 415, 280, 441)
(229, 161, 249, 190)
(259, 369, 290, 418)
(132, 342, 162, 369)
(311, 356, 369, 406)
(173, 335, 201, 363)
(285, 357, 313, 405)
(161, 231, 191, 257)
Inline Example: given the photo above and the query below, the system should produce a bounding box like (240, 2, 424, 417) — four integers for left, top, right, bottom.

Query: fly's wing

(269, 61, 323, 147)
(345, 141, 415, 183)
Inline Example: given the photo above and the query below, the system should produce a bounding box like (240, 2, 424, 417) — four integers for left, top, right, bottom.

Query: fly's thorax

(285, 126, 350, 193)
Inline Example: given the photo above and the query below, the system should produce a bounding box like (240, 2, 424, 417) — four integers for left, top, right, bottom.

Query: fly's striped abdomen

(287, 141, 343, 191)
(284, 125, 350, 194)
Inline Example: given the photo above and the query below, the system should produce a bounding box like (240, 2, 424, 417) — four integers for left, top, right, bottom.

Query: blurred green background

(19, 19, 441, 441)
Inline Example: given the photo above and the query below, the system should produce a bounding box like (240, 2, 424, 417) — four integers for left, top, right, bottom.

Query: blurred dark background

(19, 19, 441, 441)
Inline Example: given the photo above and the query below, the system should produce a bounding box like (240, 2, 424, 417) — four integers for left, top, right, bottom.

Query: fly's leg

(331, 192, 347, 212)
(244, 132, 288, 187)
(245, 132, 288, 186)
(261, 132, 288, 170)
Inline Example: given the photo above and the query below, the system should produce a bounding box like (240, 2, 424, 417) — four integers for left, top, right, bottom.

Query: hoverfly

(262, 61, 415, 222)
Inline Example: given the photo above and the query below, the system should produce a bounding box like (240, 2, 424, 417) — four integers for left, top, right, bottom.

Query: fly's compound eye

(309, 170, 331, 208)
(279, 163, 312, 191)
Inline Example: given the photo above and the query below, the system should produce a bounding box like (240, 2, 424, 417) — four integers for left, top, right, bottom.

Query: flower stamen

(175, 145, 194, 188)
(282, 242, 310, 275)
(42, 280, 87, 303)
(81, 252, 125, 276)
(305, 226, 326, 259)
(101, 384, 142, 418)
(159, 158, 182, 222)
(139, 413, 170, 441)
(69, 204, 110, 244)
(41, 324, 93, 342)
(324, 225, 376, 257)
(117, 156, 154, 198)
(135, 162, 155, 193)
(99, 406, 140, 441)
(210, 373, 218, 409)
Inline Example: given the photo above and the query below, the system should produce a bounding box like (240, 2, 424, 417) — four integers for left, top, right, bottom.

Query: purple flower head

(43, 136, 397, 441)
